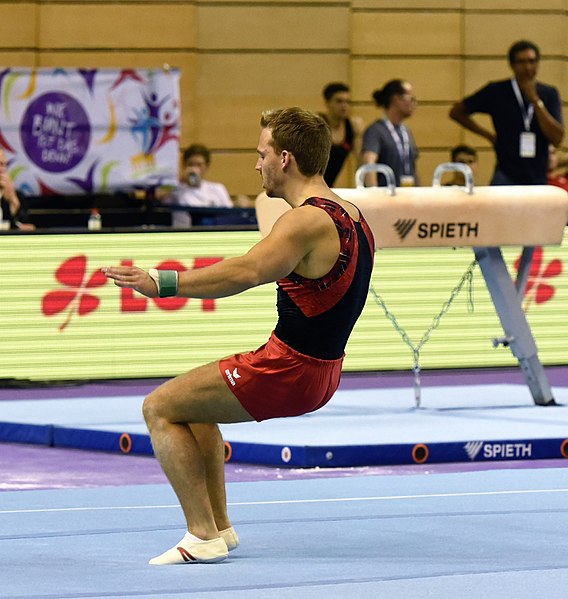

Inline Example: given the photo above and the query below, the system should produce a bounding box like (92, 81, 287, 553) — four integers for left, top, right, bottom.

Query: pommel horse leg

(474, 246, 556, 406)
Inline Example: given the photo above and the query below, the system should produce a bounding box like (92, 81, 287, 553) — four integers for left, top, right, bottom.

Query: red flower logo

(42, 255, 108, 331)
(514, 246, 562, 310)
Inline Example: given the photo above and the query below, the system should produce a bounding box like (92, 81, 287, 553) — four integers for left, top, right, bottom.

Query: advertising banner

(0, 67, 180, 195)
(0, 230, 566, 382)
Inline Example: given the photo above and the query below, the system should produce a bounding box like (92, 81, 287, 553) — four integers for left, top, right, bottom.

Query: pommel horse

(255, 163, 568, 406)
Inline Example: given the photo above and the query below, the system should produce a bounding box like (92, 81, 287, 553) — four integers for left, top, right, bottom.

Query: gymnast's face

(256, 128, 285, 197)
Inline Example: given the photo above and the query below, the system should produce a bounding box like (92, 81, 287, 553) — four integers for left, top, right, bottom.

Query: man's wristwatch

(535, 99, 545, 109)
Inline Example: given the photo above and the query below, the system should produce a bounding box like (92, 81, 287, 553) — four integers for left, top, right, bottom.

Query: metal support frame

(473, 246, 556, 406)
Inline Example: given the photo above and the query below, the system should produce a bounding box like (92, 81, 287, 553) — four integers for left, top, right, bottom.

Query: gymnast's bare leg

(142, 360, 253, 564)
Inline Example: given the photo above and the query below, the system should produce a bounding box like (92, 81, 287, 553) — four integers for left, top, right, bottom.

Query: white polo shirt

(165, 180, 233, 227)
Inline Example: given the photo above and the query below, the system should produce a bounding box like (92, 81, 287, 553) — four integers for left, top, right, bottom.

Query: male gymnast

(103, 107, 375, 564)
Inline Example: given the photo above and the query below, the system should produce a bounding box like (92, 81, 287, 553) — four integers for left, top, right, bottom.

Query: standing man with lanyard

(361, 79, 419, 187)
(449, 40, 564, 185)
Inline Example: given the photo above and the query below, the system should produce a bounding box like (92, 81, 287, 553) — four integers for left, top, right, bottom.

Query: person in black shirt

(319, 82, 364, 186)
(449, 40, 564, 185)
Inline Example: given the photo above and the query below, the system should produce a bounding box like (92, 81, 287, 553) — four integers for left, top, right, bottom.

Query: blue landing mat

(2, 469, 568, 598)
(1, 384, 568, 468)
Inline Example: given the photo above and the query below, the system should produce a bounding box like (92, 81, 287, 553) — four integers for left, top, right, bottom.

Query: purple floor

(2, 367, 568, 491)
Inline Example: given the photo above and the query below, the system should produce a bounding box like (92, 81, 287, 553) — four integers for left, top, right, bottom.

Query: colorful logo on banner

(0, 67, 180, 195)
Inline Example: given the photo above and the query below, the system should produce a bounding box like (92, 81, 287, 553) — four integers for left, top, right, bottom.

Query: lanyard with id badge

(511, 78, 536, 158)
(384, 119, 415, 186)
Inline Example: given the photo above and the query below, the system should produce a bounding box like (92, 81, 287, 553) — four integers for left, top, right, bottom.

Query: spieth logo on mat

(464, 441, 533, 461)
(464, 441, 483, 460)
(464, 441, 484, 460)
(42, 255, 223, 331)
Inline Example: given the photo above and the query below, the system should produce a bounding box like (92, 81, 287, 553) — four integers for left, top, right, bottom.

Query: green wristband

(158, 270, 178, 298)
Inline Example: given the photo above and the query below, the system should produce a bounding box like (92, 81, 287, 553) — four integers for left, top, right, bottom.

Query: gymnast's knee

(142, 391, 166, 428)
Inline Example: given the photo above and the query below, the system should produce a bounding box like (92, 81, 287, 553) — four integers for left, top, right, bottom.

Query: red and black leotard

(274, 197, 375, 360)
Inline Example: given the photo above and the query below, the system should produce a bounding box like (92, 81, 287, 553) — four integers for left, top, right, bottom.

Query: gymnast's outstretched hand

(102, 266, 159, 298)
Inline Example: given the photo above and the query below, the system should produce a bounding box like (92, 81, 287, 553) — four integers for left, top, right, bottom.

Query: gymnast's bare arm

(102, 204, 339, 299)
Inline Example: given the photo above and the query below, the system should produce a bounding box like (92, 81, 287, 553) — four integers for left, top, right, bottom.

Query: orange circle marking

(119, 433, 132, 454)
(412, 443, 429, 464)
(224, 441, 233, 462)
(560, 439, 568, 459)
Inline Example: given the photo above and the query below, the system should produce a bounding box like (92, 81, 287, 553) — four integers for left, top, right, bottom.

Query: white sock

(183, 531, 206, 543)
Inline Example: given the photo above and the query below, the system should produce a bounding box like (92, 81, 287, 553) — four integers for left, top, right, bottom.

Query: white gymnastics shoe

(149, 532, 228, 565)
(219, 526, 239, 552)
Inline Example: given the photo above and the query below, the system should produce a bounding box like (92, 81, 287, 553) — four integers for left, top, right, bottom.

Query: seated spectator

(548, 145, 568, 192)
(160, 144, 233, 228)
(0, 149, 34, 231)
(445, 144, 478, 186)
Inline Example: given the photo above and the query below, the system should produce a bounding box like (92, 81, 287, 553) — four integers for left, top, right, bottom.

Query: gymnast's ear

(281, 150, 292, 169)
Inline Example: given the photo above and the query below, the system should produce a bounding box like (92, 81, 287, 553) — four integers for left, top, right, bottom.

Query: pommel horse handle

(355, 161, 474, 195)
(432, 162, 474, 195)
(355, 164, 396, 194)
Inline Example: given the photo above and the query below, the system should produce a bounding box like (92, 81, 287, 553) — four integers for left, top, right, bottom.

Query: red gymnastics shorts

(218, 332, 344, 422)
